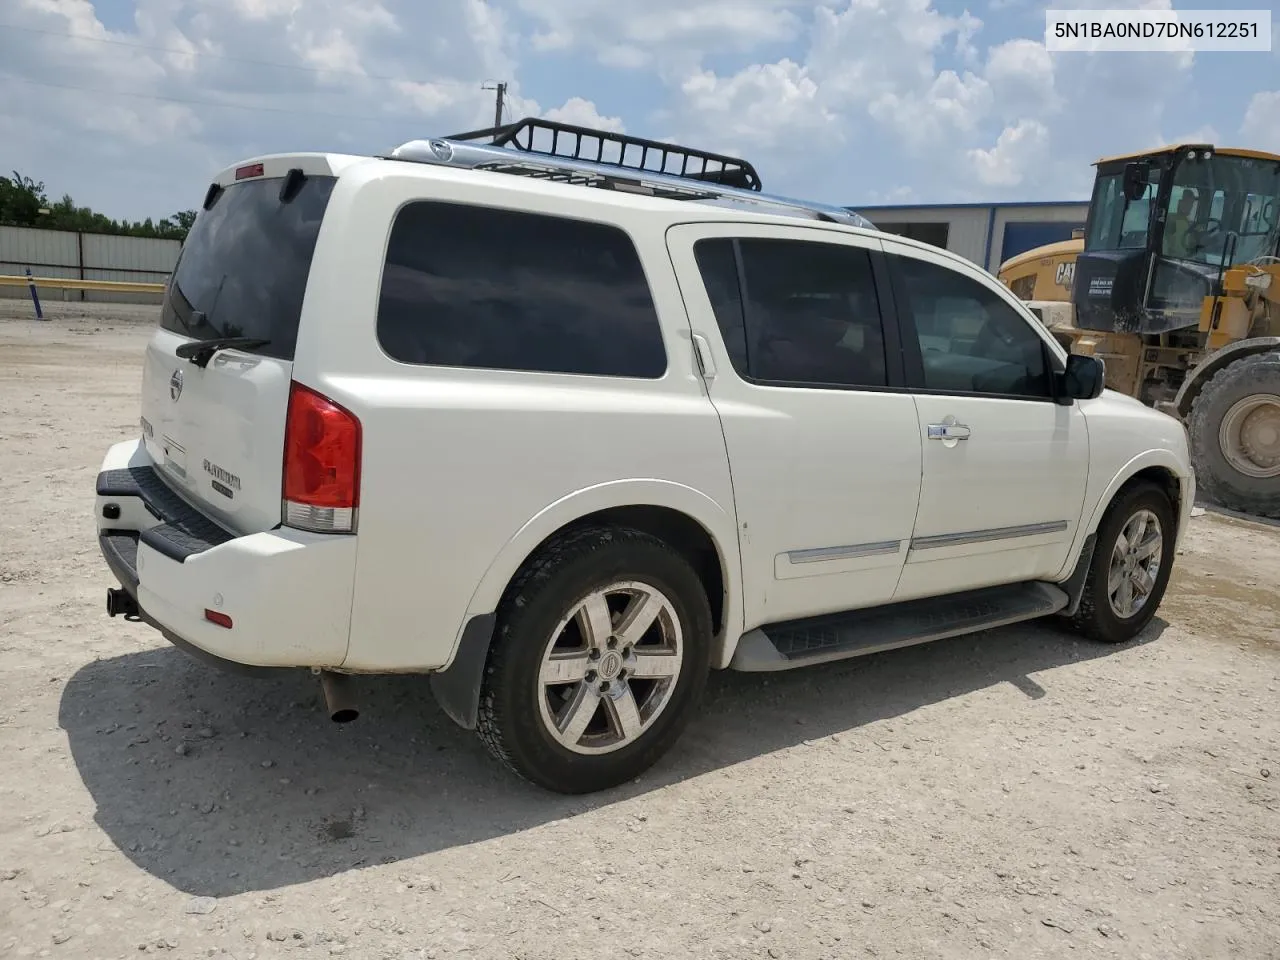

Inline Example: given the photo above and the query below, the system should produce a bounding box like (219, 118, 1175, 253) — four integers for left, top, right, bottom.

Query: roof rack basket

(445, 116, 763, 192)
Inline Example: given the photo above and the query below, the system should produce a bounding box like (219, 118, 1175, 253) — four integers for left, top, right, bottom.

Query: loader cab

(1074, 144, 1280, 336)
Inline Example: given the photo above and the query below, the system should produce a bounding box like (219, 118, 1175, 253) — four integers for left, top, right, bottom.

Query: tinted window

(377, 202, 666, 378)
(895, 255, 1051, 398)
(693, 237, 887, 388)
(161, 175, 336, 361)
(693, 239, 748, 372)
(1087, 168, 1158, 253)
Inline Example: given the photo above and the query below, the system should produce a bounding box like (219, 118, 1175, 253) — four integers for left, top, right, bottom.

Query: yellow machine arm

(1201, 261, 1280, 348)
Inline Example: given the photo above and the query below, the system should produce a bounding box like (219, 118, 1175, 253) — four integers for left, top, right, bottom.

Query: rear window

(161, 174, 336, 361)
(375, 201, 667, 378)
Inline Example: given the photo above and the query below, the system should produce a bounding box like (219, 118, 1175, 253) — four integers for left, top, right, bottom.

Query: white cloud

(4, 0, 522, 219)
(1242, 92, 1280, 153)
(2, 0, 1268, 223)
(807, 0, 983, 108)
(666, 0, 996, 167)
(393, 81, 470, 117)
(229, 0, 303, 19)
(677, 59, 832, 151)
(985, 39, 1057, 119)
(542, 97, 625, 132)
(868, 69, 992, 151)
(968, 119, 1050, 188)
(517, 0, 805, 69)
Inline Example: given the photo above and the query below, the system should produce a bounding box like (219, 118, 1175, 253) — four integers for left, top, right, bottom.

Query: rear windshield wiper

(175, 336, 271, 369)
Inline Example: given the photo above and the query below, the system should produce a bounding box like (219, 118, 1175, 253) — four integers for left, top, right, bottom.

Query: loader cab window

(1086, 167, 1158, 252)
(1163, 153, 1280, 267)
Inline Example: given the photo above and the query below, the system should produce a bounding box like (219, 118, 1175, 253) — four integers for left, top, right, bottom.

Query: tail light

(282, 381, 361, 534)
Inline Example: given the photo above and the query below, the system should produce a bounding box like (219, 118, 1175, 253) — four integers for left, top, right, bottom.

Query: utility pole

(482, 81, 507, 139)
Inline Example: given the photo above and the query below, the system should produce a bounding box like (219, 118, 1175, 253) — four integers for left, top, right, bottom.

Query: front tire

(476, 526, 712, 794)
(1070, 481, 1176, 644)
(1188, 352, 1280, 519)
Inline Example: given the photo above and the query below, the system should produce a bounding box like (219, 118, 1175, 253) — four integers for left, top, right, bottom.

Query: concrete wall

(0, 226, 178, 305)
(853, 202, 1091, 272)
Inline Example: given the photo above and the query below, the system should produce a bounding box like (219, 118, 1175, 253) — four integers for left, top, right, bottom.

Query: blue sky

(2, 0, 1278, 221)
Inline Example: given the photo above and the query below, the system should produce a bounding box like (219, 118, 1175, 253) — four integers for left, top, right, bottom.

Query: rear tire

(1070, 481, 1176, 645)
(1188, 352, 1280, 519)
(476, 526, 712, 794)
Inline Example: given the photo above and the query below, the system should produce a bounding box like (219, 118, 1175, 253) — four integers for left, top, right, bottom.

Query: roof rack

(445, 116, 763, 192)
(385, 119, 878, 232)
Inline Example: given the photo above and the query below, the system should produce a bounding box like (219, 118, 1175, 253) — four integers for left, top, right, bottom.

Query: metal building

(849, 201, 1090, 273)
(0, 225, 178, 305)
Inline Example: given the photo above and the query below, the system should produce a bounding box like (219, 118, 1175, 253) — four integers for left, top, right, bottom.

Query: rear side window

(161, 175, 336, 361)
(376, 202, 667, 378)
(693, 236, 888, 388)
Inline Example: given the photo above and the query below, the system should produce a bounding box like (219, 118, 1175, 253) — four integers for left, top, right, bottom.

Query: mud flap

(1058, 533, 1097, 618)
(429, 614, 497, 730)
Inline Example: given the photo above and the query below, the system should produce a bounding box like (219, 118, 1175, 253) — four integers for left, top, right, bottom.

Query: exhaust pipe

(318, 670, 359, 723)
(106, 588, 139, 619)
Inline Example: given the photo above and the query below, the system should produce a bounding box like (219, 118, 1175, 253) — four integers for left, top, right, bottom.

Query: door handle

(692, 333, 717, 379)
(927, 422, 971, 441)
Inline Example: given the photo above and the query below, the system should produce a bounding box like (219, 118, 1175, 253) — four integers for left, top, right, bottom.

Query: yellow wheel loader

(998, 144, 1280, 519)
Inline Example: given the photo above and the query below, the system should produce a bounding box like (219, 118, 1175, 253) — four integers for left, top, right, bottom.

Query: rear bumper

(95, 439, 358, 670)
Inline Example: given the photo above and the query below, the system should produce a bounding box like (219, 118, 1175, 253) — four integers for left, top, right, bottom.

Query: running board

(729, 582, 1068, 672)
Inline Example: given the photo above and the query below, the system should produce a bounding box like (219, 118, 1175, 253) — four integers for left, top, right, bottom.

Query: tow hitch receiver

(106, 588, 140, 621)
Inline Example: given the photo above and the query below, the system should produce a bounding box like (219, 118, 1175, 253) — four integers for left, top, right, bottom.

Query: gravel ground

(2, 301, 1279, 960)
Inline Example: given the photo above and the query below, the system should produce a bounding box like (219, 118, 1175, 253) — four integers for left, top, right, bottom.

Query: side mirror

(1060, 353, 1106, 402)
(1122, 161, 1150, 202)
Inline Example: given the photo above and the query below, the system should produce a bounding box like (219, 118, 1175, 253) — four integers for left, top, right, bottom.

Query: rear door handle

(927, 422, 971, 441)
(692, 333, 717, 379)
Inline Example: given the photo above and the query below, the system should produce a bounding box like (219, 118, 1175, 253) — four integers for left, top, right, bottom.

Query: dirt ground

(1, 300, 1278, 960)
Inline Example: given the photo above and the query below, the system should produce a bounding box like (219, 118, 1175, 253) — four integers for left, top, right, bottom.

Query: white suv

(95, 118, 1194, 794)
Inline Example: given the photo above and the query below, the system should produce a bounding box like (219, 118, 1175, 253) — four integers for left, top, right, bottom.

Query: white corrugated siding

(855, 203, 1092, 271)
(859, 208, 992, 265)
(0, 225, 178, 304)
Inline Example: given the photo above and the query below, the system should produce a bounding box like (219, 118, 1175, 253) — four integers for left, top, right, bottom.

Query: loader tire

(1188, 351, 1280, 519)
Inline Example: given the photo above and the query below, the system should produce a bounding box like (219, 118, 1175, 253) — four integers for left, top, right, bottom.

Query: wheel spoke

(615, 591, 664, 647)
(541, 652, 591, 684)
(1108, 561, 1126, 594)
(1135, 534, 1162, 561)
(557, 685, 601, 744)
(1126, 514, 1147, 546)
(1117, 578, 1134, 618)
(1133, 565, 1156, 598)
(577, 592, 615, 649)
(605, 685, 643, 741)
(627, 650, 681, 679)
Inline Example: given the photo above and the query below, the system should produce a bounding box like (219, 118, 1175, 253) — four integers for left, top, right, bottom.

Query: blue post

(25, 268, 45, 321)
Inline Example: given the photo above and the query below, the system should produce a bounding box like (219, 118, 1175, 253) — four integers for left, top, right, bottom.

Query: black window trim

(373, 197, 670, 381)
(884, 247, 1066, 405)
(695, 234, 911, 394)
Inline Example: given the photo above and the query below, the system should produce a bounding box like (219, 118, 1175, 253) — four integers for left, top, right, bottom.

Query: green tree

(0, 172, 47, 226)
(0, 173, 195, 240)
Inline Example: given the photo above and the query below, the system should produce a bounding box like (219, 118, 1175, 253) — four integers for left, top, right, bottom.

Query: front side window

(693, 236, 888, 389)
(376, 202, 667, 378)
(1163, 154, 1280, 266)
(895, 254, 1051, 399)
(1086, 168, 1158, 253)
